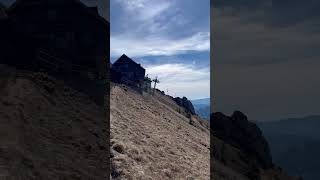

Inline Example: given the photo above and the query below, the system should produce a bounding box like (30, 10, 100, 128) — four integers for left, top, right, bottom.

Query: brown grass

(110, 84, 210, 179)
(0, 66, 108, 179)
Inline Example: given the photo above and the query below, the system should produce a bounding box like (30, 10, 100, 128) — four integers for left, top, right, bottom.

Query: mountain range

(258, 116, 320, 180)
(191, 98, 210, 120)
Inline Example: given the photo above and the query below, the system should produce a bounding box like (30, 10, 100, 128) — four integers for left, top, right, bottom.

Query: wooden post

(152, 76, 159, 95)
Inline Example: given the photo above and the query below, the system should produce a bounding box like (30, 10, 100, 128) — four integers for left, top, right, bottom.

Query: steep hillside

(109, 82, 298, 180)
(110, 84, 210, 179)
(0, 65, 108, 179)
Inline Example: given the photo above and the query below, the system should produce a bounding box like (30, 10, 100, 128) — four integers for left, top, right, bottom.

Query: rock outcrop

(174, 96, 196, 115)
(211, 111, 273, 169)
(211, 111, 299, 180)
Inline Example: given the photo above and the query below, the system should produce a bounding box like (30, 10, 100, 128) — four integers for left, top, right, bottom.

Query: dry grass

(110, 84, 210, 179)
(0, 66, 108, 179)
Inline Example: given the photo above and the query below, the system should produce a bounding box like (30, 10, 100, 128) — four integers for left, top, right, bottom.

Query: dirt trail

(110, 84, 210, 179)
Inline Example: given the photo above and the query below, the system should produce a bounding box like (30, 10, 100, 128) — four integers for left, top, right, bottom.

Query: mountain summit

(211, 112, 301, 180)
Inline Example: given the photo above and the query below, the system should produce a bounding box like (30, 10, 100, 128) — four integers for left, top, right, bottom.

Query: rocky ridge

(173, 96, 196, 115)
(212, 111, 273, 169)
(211, 112, 300, 180)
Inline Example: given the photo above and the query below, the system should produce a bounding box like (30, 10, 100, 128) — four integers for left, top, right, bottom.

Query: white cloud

(145, 63, 210, 99)
(111, 0, 210, 57)
(111, 32, 210, 57)
(115, 0, 171, 21)
(111, 0, 210, 99)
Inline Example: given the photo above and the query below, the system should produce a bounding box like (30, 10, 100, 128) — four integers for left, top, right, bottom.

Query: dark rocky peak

(174, 96, 196, 115)
(211, 111, 273, 169)
(231, 110, 248, 121)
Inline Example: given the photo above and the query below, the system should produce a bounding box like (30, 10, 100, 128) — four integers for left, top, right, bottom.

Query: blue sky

(110, 0, 210, 100)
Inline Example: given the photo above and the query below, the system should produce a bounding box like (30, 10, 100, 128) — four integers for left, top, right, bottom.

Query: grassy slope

(110, 84, 210, 179)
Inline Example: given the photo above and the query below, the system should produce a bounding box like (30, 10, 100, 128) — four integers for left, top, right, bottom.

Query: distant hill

(191, 98, 210, 120)
(258, 116, 320, 180)
(191, 98, 210, 105)
(259, 116, 320, 138)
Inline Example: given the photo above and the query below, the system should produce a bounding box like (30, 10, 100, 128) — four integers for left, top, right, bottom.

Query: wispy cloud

(115, 0, 171, 21)
(111, 32, 209, 57)
(111, 0, 209, 58)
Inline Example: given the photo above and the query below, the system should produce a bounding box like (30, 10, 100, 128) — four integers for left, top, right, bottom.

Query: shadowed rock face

(174, 96, 196, 115)
(211, 111, 273, 169)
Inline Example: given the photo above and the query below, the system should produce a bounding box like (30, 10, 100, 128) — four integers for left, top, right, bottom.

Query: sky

(211, 0, 320, 121)
(1, 0, 210, 100)
(110, 0, 210, 100)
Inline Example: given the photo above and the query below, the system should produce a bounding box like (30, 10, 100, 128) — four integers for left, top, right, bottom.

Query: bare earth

(110, 84, 210, 179)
